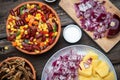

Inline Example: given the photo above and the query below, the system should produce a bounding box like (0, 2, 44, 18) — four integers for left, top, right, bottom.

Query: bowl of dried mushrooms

(0, 57, 36, 80)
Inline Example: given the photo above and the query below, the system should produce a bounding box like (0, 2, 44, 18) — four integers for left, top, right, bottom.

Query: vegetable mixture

(7, 3, 59, 53)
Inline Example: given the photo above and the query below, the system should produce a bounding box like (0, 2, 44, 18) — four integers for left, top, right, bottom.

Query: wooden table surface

(0, 0, 120, 80)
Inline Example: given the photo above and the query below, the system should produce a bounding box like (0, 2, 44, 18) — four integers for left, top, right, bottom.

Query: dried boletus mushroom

(0, 57, 36, 80)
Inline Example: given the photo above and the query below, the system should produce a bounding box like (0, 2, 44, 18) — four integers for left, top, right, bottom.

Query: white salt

(63, 24, 82, 43)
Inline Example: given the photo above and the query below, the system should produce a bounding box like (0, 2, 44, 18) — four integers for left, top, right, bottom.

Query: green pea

(16, 31, 21, 36)
(53, 24, 57, 32)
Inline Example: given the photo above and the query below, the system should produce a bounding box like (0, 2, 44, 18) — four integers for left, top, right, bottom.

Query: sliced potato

(83, 52, 98, 61)
(92, 59, 101, 76)
(78, 52, 115, 80)
(104, 72, 115, 80)
(79, 62, 92, 77)
(95, 61, 109, 77)
(78, 75, 92, 80)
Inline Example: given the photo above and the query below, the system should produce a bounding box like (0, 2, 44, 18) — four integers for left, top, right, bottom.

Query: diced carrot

(40, 42, 44, 47)
(42, 31, 48, 34)
(29, 18, 34, 23)
(12, 42, 17, 46)
(33, 21, 39, 25)
(49, 14, 53, 18)
(20, 32, 24, 36)
(25, 17, 30, 22)
(28, 23, 32, 27)
(39, 4, 42, 7)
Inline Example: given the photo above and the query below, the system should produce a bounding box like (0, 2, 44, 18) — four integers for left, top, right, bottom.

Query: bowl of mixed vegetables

(6, 1, 61, 55)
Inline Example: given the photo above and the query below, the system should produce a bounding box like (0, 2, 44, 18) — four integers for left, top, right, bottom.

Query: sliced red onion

(74, 0, 114, 39)
(88, 0, 97, 7)
(74, 3, 83, 18)
(47, 50, 84, 80)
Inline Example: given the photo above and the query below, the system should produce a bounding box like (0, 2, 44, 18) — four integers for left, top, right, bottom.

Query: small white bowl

(44, 0, 56, 3)
(63, 24, 82, 43)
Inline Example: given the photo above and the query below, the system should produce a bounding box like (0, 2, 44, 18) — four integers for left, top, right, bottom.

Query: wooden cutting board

(59, 0, 120, 52)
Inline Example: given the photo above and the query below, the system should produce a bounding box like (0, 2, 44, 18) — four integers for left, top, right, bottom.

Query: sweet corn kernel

(20, 26, 24, 30)
(21, 29, 24, 33)
(35, 50, 40, 53)
(46, 38, 49, 42)
(15, 39, 19, 43)
(31, 5, 35, 9)
(14, 29, 17, 32)
(28, 41, 31, 44)
(53, 17, 57, 21)
(35, 14, 41, 20)
(20, 45, 23, 48)
(4, 46, 9, 50)
(9, 15, 12, 18)
(38, 25, 42, 29)
(41, 24, 43, 28)
(28, 41, 33, 44)
(17, 43, 21, 46)
(7, 25, 11, 29)
(38, 25, 42, 30)
(36, 32, 39, 35)
(11, 28, 14, 31)
(34, 42, 37, 45)
(24, 31, 28, 34)
(43, 28, 46, 31)
(12, 20, 15, 24)
(33, 39, 36, 42)
(44, 23, 47, 28)
(12, 16, 16, 19)
(19, 39, 22, 42)
(11, 25, 14, 28)
(27, 4, 31, 8)
(54, 32, 58, 36)
(48, 18, 52, 23)
(9, 22, 13, 26)
(44, 42, 47, 45)
(24, 25, 28, 28)
(28, 14, 31, 18)
(18, 29, 20, 31)
(45, 34, 49, 37)
(10, 32, 14, 35)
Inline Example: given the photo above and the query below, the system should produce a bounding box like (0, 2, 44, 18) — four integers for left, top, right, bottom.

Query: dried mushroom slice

(0, 58, 35, 80)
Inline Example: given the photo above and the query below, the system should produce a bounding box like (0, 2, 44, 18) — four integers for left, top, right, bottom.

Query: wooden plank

(59, 0, 120, 52)
(0, 33, 7, 40)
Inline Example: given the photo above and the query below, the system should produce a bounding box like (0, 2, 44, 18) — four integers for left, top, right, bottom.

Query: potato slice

(92, 76, 102, 80)
(78, 75, 92, 80)
(95, 61, 109, 77)
(78, 62, 92, 77)
(92, 60, 101, 76)
(104, 72, 115, 80)
(83, 52, 98, 61)
(78, 74, 102, 80)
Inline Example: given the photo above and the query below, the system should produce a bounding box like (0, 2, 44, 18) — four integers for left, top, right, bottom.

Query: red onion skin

(107, 18, 120, 38)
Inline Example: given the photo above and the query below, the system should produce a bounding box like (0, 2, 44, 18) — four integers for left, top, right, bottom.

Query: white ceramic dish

(63, 24, 82, 43)
(44, 0, 56, 3)
(41, 45, 117, 80)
